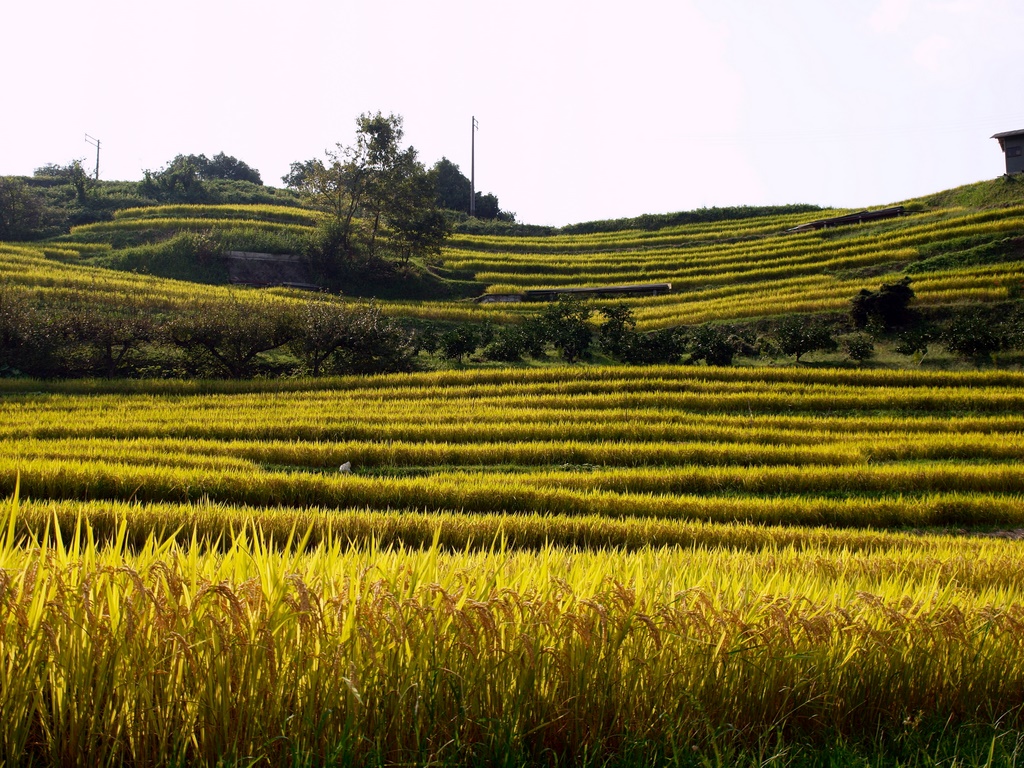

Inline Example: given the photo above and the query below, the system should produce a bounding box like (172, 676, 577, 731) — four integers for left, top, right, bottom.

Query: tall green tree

(0, 178, 48, 240)
(432, 157, 513, 221)
(295, 113, 450, 286)
(542, 296, 593, 362)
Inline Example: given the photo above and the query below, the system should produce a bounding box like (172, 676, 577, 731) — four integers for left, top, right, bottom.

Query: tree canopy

(139, 152, 263, 203)
(291, 113, 450, 287)
(432, 157, 513, 221)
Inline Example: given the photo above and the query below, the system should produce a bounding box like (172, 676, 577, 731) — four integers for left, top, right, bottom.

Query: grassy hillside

(7, 178, 1024, 766)
(3, 174, 1024, 372)
(36, 178, 1024, 313)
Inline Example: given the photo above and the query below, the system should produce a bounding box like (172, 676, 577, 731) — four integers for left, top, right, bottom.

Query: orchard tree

(943, 309, 1005, 367)
(290, 299, 412, 375)
(542, 296, 593, 362)
(775, 315, 837, 362)
(688, 324, 735, 366)
(166, 295, 295, 378)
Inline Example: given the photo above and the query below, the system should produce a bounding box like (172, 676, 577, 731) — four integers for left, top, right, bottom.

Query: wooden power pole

(470, 116, 478, 217)
(85, 134, 101, 180)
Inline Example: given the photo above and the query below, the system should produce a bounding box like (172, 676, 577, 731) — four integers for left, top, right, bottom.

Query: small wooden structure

(992, 129, 1024, 175)
(785, 206, 906, 234)
(476, 283, 672, 303)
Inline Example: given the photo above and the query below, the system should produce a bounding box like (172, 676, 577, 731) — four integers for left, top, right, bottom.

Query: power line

(470, 116, 479, 218)
(84, 134, 101, 180)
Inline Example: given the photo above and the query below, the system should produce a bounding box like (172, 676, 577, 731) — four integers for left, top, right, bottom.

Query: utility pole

(85, 134, 101, 180)
(470, 116, 478, 217)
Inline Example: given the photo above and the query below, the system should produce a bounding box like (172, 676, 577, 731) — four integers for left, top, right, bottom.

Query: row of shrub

(4, 278, 1024, 380)
(424, 282, 1024, 369)
(0, 288, 412, 380)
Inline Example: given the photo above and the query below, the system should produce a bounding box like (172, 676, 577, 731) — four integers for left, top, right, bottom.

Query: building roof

(992, 129, 1024, 140)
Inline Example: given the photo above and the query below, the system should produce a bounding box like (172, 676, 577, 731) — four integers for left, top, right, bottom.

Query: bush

(688, 324, 735, 366)
(0, 177, 51, 240)
(839, 333, 875, 364)
(893, 324, 936, 362)
(483, 324, 532, 362)
(541, 296, 592, 362)
(775, 316, 837, 362)
(66, 299, 156, 377)
(439, 325, 479, 362)
(850, 277, 915, 332)
(943, 310, 1005, 367)
(597, 304, 636, 359)
(327, 304, 415, 375)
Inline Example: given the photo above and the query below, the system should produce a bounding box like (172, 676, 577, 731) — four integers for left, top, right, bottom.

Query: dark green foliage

(597, 304, 637, 359)
(597, 304, 687, 364)
(65, 298, 156, 378)
(1, 287, 155, 378)
(140, 158, 208, 203)
(0, 285, 35, 375)
(0, 177, 51, 240)
(200, 153, 263, 185)
(451, 217, 555, 237)
(0, 284, 419, 380)
(390, 205, 451, 266)
(297, 113, 450, 288)
(302, 217, 365, 286)
(775, 316, 837, 362)
(432, 158, 513, 222)
(481, 321, 546, 362)
(838, 332, 875, 364)
(433, 158, 471, 214)
(893, 324, 937, 360)
(138, 158, 277, 204)
(408, 323, 441, 355)
(34, 160, 90, 204)
(439, 325, 480, 362)
(521, 317, 549, 359)
(281, 159, 324, 190)
(850, 277, 915, 332)
(625, 328, 687, 365)
(483, 324, 533, 362)
(688, 324, 735, 366)
(559, 204, 822, 235)
(324, 303, 414, 375)
(166, 296, 296, 378)
(146, 152, 262, 189)
(942, 309, 1006, 366)
(541, 296, 593, 362)
(290, 300, 361, 376)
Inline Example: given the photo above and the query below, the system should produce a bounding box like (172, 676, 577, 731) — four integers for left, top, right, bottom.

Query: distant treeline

(559, 204, 824, 235)
(448, 204, 825, 238)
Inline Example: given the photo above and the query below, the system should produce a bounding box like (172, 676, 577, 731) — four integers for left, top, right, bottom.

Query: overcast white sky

(3, 0, 1023, 226)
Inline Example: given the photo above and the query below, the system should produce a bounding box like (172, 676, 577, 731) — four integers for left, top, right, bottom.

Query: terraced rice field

(6, 194, 1024, 764)
(6, 199, 1024, 332)
(4, 366, 1024, 765)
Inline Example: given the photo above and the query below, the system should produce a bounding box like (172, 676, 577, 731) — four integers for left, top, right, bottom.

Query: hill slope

(3, 174, 1024, 370)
